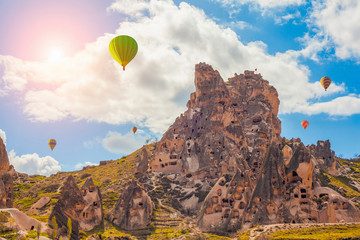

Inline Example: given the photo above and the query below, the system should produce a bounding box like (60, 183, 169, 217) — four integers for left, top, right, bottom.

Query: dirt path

(0, 208, 48, 232)
(247, 222, 360, 239)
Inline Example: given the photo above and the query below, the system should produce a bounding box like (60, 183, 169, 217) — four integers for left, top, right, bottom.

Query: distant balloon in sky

(320, 76, 331, 91)
(301, 120, 309, 130)
(109, 35, 138, 71)
(48, 139, 56, 151)
(132, 127, 137, 134)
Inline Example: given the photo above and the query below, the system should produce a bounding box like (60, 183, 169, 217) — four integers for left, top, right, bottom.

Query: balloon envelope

(301, 120, 309, 130)
(48, 139, 56, 151)
(109, 35, 138, 70)
(320, 76, 331, 91)
(132, 127, 137, 134)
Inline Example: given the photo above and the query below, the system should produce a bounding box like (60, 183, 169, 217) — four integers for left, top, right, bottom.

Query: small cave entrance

(223, 209, 230, 218)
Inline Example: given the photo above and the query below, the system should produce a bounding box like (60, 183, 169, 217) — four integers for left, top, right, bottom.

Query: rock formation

(145, 63, 360, 231)
(0, 137, 13, 208)
(108, 179, 153, 230)
(27, 196, 51, 215)
(80, 177, 103, 231)
(48, 176, 103, 239)
(149, 63, 280, 178)
(135, 147, 149, 175)
(49, 176, 84, 239)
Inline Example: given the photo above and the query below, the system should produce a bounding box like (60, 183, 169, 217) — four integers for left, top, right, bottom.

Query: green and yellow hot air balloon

(48, 139, 56, 151)
(109, 35, 138, 71)
(320, 76, 331, 91)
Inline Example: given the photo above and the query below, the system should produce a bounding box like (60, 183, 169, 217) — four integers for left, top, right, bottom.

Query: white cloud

(213, 0, 305, 11)
(0, 56, 28, 96)
(311, 0, 360, 59)
(227, 21, 254, 30)
(74, 161, 98, 170)
(0, 129, 6, 145)
(287, 33, 331, 62)
(8, 150, 61, 176)
(300, 0, 360, 61)
(102, 131, 147, 154)
(297, 94, 360, 116)
(107, 0, 150, 18)
(0, 0, 358, 134)
(274, 10, 301, 25)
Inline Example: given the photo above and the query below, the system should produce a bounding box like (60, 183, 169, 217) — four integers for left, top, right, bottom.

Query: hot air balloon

(301, 120, 309, 130)
(48, 139, 56, 151)
(132, 127, 137, 134)
(320, 76, 331, 91)
(109, 35, 138, 71)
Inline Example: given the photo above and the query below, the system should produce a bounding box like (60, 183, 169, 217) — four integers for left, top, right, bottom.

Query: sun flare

(49, 48, 63, 61)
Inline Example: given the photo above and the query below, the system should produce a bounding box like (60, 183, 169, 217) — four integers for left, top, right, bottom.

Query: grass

(323, 173, 360, 198)
(83, 220, 136, 239)
(268, 224, 360, 239)
(28, 214, 50, 223)
(237, 228, 253, 240)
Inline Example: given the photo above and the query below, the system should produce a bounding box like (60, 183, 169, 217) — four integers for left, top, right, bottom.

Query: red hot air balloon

(301, 120, 309, 130)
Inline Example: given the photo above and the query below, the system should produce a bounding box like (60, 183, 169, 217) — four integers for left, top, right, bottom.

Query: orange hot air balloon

(48, 139, 57, 150)
(132, 127, 137, 134)
(320, 76, 331, 91)
(301, 120, 309, 130)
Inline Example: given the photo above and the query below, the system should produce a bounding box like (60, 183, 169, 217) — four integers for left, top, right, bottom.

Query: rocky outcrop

(0, 138, 9, 172)
(135, 147, 149, 174)
(145, 63, 359, 231)
(309, 140, 338, 175)
(149, 63, 280, 178)
(108, 180, 153, 230)
(147, 63, 282, 213)
(0, 137, 13, 209)
(80, 177, 103, 231)
(48, 176, 103, 239)
(49, 176, 84, 240)
(27, 196, 51, 215)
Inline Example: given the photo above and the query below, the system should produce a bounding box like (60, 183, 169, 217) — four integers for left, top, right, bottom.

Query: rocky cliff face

(49, 176, 103, 239)
(0, 137, 13, 208)
(108, 179, 153, 230)
(145, 63, 360, 231)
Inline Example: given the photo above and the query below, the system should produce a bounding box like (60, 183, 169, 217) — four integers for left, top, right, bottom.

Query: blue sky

(0, 0, 359, 176)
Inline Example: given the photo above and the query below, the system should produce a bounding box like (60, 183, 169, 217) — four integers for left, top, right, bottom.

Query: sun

(49, 48, 63, 61)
